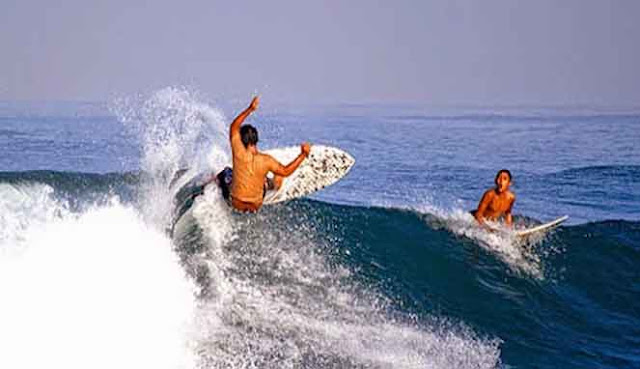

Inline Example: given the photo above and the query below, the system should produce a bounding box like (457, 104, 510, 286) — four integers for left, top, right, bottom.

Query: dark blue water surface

(1, 92, 639, 368)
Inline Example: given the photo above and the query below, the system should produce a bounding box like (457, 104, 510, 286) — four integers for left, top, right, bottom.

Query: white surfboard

(262, 145, 355, 204)
(515, 215, 569, 237)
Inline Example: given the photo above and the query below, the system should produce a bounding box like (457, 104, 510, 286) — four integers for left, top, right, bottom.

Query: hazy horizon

(2, 0, 639, 107)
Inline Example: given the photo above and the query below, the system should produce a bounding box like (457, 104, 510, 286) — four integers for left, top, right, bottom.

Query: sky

(1, 0, 639, 106)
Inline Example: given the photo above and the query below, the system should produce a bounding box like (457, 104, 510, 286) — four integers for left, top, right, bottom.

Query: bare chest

(487, 194, 512, 213)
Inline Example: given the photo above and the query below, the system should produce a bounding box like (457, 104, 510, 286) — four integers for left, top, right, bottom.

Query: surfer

(473, 169, 516, 228)
(219, 96, 311, 212)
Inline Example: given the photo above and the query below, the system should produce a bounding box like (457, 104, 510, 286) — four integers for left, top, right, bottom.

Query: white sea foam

(0, 182, 69, 255)
(0, 198, 196, 369)
(0, 88, 240, 369)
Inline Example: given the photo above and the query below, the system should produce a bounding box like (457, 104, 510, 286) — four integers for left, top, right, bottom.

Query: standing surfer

(220, 96, 311, 212)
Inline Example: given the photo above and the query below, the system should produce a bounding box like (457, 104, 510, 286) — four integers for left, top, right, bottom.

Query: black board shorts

(216, 167, 233, 202)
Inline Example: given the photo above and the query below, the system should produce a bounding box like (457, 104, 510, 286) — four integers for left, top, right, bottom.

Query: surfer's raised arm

(230, 96, 259, 141)
(265, 143, 311, 177)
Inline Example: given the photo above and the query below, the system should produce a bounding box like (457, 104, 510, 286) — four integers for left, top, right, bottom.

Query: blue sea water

(0, 89, 639, 368)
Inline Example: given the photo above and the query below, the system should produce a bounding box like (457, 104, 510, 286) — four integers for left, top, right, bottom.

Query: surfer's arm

(474, 190, 493, 228)
(505, 196, 515, 227)
(265, 144, 310, 177)
(230, 96, 259, 141)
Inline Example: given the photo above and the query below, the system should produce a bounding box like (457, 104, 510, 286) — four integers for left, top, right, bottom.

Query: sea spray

(391, 199, 551, 278)
(112, 87, 229, 228)
(0, 88, 238, 368)
(0, 182, 70, 256)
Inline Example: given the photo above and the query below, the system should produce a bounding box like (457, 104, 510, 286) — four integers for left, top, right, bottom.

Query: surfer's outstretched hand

(301, 142, 311, 157)
(248, 96, 259, 112)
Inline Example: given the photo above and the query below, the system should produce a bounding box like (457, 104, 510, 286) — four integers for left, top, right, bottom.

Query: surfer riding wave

(223, 96, 310, 212)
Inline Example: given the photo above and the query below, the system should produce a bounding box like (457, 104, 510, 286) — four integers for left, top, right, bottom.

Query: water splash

(113, 87, 229, 227)
(419, 202, 553, 278)
(0, 182, 70, 255)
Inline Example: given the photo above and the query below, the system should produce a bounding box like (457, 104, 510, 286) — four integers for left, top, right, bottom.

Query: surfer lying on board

(219, 96, 311, 212)
(472, 169, 516, 229)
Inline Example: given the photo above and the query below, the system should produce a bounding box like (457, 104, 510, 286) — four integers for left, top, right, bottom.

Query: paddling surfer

(472, 169, 516, 228)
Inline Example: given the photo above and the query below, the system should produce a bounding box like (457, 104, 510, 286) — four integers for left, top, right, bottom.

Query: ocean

(1, 87, 639, 368)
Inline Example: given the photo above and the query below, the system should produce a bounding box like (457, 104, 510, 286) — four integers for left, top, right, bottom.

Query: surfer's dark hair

(240, 124, 258, 148)
(495, 169, 512, 182)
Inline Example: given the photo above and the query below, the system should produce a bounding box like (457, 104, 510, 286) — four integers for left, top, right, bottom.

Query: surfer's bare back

(226, 96, 310, 212)
(473, 169, 516, 228)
